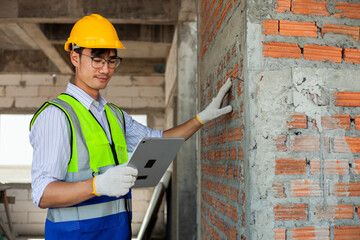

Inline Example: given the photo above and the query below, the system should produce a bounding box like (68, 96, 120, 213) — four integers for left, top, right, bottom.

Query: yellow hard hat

(64, 14, 125, 51)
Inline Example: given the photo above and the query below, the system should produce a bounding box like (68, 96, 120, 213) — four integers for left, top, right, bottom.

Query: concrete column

(172, 21, 197, 240)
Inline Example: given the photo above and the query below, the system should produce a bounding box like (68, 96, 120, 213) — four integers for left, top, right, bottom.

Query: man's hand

(93, 165, 138, 197)
(197, 78, 233, 124)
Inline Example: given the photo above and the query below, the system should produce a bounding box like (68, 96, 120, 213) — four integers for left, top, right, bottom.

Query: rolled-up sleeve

(29, 106, 71, 207)
(122, 110, 163, 152)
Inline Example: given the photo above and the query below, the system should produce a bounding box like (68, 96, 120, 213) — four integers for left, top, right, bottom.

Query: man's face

(72, 48, 116, 98)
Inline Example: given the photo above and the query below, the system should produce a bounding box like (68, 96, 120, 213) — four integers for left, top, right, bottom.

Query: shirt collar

(65, 83, 107, 111)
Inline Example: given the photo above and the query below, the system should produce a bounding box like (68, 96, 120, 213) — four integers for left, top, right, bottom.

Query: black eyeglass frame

(80, 53, 123, 69)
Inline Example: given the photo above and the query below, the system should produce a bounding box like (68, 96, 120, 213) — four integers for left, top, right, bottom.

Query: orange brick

(228, 127, 243, 142)
(292, 0, 330, 16)
(238, 148, 244, 161)
(291, 227, 329, 240)
(274, 229, 286, 240)
(275, 0, 291, 12)
(316, 204, 354, 219)
(321, 24, 360, 42)
(334, 3, 360, 19)
(280, 20, 318, 38)
(356, 116, 360, 131)
(334, 92, 360, 107)
(263, 19, 279, 35)
(226, 62, 239, 80)
(334, 137, 360, 153)
(334, 182, 360, 196)
(344, 48, 360, 64)
(272, 182, 286, 198)
(274, 203, 308, 220)
(310, 159, 349, 175)
(303, 44, 342, 63)
(354, 159, 360, 174)
(275, 136, 287, 152)
(263, 42, 302, 59)
(290, 136, 319, 152)
(325, 137, 330, 152)
(358, 204, 360, 219)
(276, 158, 306, 175)
(225, 203, 237, 222)
(334, 225, 360, 239)
(291, 180, 322, 197)
(321, 115, 351, 130)
(287, 114, 307, 129)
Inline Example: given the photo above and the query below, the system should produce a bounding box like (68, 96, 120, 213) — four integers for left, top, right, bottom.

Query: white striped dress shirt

(30, 83, 163, 207)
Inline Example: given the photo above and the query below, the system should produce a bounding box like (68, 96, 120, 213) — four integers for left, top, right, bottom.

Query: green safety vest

(30, 94, 132, 230)
(31, 93, 128, 180)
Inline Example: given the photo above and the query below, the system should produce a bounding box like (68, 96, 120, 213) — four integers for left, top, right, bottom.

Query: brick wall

(199, 0, 360, 239)
(198, 0, 245, 239)
(251, 0, 360, 239)
(262, 1, 360, 64)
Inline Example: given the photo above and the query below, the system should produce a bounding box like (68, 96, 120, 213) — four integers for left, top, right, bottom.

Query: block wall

(0, 186, 159, 237)
(245, 0, 360, 239)
(0, 73, 165, 117)
(0, 187, 46, 236)
(198, 0, 246, 239)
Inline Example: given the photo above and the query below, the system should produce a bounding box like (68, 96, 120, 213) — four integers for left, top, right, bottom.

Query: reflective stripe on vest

(30, 94, 131, 224)
(47, 196, 132, 222)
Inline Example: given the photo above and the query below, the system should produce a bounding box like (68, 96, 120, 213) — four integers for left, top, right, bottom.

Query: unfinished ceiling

(0, 0, 180, 75)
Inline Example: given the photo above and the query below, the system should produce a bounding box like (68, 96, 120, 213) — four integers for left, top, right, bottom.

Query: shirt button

(93, 101, 99, 108)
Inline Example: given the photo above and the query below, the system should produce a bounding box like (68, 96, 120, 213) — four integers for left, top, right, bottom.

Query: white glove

(197, 78, 233, 124)
(93, 165, 138, 197)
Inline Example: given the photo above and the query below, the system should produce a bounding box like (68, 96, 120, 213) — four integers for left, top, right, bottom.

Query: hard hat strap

(72, 43, 81, 50)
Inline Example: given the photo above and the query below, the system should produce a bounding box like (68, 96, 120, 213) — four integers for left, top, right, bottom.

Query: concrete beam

(0, 0, 179, 24)
(115, 58, 166, 75)
(178, 0, 196, 22)
(0, 49, 58, 72)
(0, 47, 166, 74)
(42, 24, 174, 43)
(20, 23, 73, 74)
(48, 40, 171, 59)
(118, 41, 171, 59)
(0, 23, 39, 50)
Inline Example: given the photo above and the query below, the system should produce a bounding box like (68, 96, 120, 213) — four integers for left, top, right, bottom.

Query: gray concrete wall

(172, 21, 198, 240)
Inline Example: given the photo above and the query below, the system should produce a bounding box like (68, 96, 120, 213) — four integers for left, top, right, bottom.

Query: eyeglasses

(80, 53, 122, 69)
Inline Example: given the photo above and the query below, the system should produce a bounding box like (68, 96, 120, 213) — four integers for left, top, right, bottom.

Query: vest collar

(65, 83, 107, 111)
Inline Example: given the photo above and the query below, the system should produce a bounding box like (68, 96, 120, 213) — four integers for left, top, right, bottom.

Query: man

(30, 14, 232, 239)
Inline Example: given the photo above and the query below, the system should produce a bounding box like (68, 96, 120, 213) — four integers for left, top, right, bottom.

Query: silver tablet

(128, 137, 185, 188)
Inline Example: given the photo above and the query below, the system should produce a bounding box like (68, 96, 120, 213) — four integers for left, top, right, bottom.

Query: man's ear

(70, 51, 80, 67)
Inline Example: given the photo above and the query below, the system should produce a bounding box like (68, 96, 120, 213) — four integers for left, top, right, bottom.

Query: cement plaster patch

(255, 69, 293, 138)
(292, 68, 328, 130)
(292, 67, 360, 131)
(249, 68, 293, 240)
(325, 69, 360, 91)
(246, 21, 262, 71)
(293, 68, 360, 91)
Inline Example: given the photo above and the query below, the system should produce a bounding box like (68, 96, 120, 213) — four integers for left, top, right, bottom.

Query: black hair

(73, 47, 118, 57)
